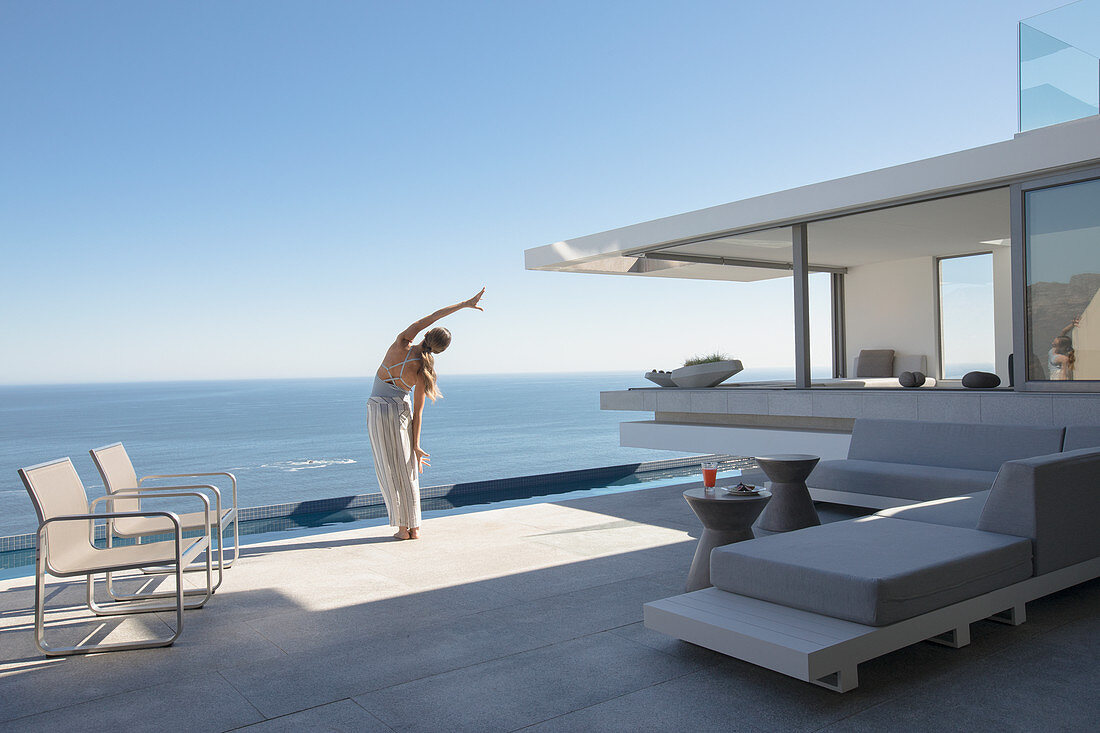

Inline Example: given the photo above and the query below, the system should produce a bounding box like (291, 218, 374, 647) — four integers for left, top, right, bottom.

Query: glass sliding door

(1024, 176, 1100, 382)
(939, 254, 995, 378)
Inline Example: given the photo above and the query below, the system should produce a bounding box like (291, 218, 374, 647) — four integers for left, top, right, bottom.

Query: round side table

(682, 487, 771, 592)
(754, 454, 821, 532)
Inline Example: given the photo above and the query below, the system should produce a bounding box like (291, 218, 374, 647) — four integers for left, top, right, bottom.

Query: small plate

(724, 487, 762, 497)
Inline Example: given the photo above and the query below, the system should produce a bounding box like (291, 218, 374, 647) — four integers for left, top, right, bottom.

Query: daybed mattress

(710, 516, 1032, 626)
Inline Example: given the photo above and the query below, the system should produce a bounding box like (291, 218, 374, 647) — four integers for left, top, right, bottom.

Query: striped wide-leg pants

(366, 395, 421, 529)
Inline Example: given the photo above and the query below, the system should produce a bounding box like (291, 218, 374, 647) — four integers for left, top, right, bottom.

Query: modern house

(525, 1, 1100, 464)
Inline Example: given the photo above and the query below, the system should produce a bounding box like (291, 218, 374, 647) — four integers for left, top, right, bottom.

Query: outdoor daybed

(807, 418, 1076, 508)
(645, 445, 1100, 692)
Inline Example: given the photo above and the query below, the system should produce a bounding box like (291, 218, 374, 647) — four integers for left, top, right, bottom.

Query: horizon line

(0, 366, 814, 389)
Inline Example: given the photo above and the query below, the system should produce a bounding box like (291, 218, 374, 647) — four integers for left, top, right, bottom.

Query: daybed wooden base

(644, 556, 1100, 692)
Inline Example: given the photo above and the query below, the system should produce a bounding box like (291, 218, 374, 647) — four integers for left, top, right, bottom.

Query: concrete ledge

(603, 388, 1100, 427)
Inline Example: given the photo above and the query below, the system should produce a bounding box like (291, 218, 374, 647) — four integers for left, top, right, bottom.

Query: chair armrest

(111, 484, 223, 523)
(92, 491, 211, 536)
(40, 510, 184, 547)
(141, 472, 237, 509)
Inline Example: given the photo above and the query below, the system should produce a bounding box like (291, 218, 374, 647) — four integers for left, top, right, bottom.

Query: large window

(1024, 176, 1100, 382)
(939, 254, 995, 378)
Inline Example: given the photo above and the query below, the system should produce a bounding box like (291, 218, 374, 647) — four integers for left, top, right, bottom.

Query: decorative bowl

(645, 370, 676, 387)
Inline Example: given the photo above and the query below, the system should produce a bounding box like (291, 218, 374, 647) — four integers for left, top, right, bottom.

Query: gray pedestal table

(754, 453, 821, 532)
(682, 487, 771, 592)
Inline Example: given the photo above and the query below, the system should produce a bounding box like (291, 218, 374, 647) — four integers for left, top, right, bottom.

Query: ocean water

(0, 371, 732, 537)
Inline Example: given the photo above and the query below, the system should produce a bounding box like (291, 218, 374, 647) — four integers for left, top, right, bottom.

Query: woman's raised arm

(397, 288, 485, 343)
(1060, 317, 1081, 337)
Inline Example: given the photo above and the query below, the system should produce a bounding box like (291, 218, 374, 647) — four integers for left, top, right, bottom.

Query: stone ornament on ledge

(899, 371, 926, 388)
(962, 371, 1001, 389)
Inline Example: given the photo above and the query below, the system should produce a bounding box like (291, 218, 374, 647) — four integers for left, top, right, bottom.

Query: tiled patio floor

(1, 482, 1098, 732)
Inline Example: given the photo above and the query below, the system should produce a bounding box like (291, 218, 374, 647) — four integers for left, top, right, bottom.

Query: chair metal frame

(93, 491, 215, 607)
(19, 458, 214, 656)
(89, 444, 238, 595)
(140, 471, 239, 568)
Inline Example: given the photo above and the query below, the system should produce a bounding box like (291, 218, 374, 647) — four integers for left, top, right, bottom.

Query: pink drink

(702, 467, 717, 488)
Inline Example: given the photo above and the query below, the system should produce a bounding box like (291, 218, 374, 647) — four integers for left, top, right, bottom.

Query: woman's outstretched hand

(413, 446, 430, 473)
(464, 287, 486, 311)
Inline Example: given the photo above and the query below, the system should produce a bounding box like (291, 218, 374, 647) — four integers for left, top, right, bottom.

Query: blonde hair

(418, 327, 451, 401)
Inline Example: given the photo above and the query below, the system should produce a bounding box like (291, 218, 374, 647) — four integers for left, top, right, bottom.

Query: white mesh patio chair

(18, 457, 213, 656)
(90, 442, 238, 594)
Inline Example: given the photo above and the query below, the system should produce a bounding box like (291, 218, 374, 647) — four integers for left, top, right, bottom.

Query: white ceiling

(642, 187, 1010, 281)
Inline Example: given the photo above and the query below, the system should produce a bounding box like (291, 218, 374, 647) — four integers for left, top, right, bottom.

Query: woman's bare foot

(393, 527, 411, 540)
(408, 527, 420, 540)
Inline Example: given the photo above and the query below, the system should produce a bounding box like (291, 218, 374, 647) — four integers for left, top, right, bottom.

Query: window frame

(1010, 165, 1100, 392)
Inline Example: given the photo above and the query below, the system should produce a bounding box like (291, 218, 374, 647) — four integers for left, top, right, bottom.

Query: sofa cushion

(809, 459, 996, 500)
(710, 516, 1033, 626)
(1063, 426, 1100, 451)
(846, 419, 1065, 472)
(977, 447, 1100, 575)
(875, 490, 990, 529)
(855, 349, 894, 377)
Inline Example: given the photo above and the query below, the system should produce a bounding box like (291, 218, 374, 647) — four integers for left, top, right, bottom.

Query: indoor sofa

(645, 446, 1100, 692)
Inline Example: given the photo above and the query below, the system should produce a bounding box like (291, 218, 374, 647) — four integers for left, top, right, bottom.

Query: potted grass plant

(671, 351, 743, 388)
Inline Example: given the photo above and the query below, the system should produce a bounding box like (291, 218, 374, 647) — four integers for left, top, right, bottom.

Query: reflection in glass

(1025, 177, 1100, 381)
(939, 255, 995, 378)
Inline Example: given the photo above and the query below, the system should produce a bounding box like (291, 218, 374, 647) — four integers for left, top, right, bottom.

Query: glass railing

(1019, 0, 1100, 131)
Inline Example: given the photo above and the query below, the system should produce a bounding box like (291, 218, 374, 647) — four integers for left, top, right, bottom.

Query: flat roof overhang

(525, 114, 1100, 280)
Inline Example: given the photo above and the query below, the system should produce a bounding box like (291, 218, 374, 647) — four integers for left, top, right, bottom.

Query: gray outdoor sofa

(645, 442, 1100, 692)
(805, 418, 1089, 507)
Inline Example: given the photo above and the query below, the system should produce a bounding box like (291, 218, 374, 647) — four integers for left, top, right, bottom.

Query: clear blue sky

(0, 0, 1054, 384)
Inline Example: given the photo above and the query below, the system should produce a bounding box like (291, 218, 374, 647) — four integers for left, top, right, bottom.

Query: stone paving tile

(659, 643, 972, 733)
(607, 621, 729, 667)
(241, 577, 522, 655)
(222, 612, 547, 719)
(0, 612, 284, 722)
(1, 609, 175, 674)
(821, 636, 1100, 732)
(469, 571, 685, 645)
(474, 544, 692, 602)
(0, 673, 263, 732)
(523, 519, 692, 559)
(520, 668, 764, 733)
(353, 631, 703, 732)
(1031, 607, 1100, 659)
(231, 699, 391, 732)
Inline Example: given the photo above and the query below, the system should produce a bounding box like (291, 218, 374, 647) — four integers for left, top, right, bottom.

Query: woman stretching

(367, 288, 485, 540)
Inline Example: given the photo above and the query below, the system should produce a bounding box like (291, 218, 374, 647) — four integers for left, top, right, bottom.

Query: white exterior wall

(844, 256, 939, 377)
(620, 422, 852, 461)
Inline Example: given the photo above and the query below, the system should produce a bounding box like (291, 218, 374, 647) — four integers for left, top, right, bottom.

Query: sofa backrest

(977, 447, 1100, 575)
(893, 354, 927, 377)
(847, 419, 1066, 472)
(851, 353, 927, 378)
(1063, 426, 1100, 452)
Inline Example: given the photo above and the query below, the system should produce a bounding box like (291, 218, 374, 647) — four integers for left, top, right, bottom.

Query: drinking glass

(701, 461, 718, 492)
